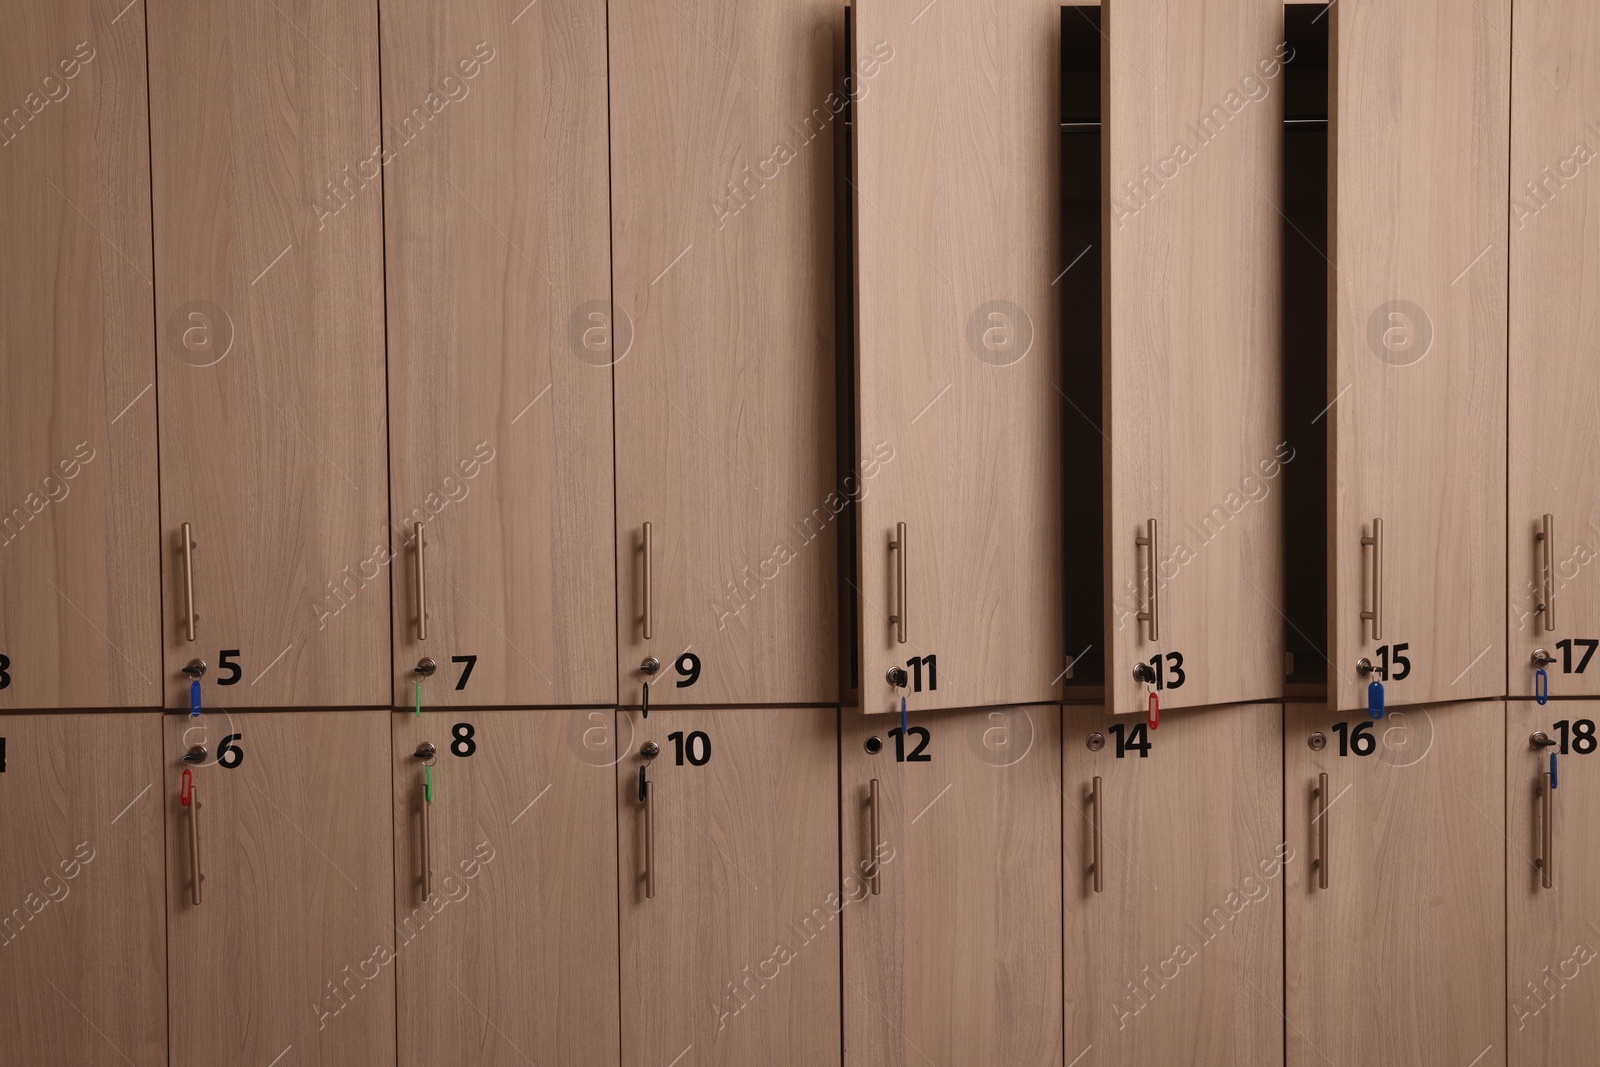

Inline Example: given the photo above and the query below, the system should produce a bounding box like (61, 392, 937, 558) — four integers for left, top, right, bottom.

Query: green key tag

(425, 762, 432, 803)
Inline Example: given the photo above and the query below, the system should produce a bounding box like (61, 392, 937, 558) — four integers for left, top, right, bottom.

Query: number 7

(451, 654, 477, 690)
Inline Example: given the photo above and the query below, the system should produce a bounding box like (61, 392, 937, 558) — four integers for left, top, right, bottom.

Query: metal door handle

(1090, 776, 1103, 893)
(181, 523, 198, 642)
(888, 524, 907, 644)
(419, 777, 432, 901)
(642, 766, 656, 899)
(188, 786, 203, 905)
(642, 522, 654, 640)
(1136, 519, 1160, 641)
(414, 522, 428, 641)
(1360, 519, 1383, 641)
(1536, 770, 1554, 890)
(1314, 772, 1330, 890)
(1538, 514, 1556, 632)
(868, 778, 882, 895)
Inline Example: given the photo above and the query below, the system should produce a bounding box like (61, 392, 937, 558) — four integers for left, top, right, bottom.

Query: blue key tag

(1535, 667, 1549, 705)
(1367, 680, 1385, 720)
(189, 678, 202, 718)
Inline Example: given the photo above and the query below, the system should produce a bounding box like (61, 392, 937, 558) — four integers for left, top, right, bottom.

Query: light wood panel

(0, 1, 160, 708)
(392, 709, 619, 1067)
(382, 0, 616, 708)
(165, 710, 394, 1066)
(1102, 0, 1285, 715)
(852, 0, 1062, 714)
(1327, 0, 1508, 712)
(1506, 1, 1600, 697)
(610, 0, 839, 706)
(148, 0, 389, 707)
(0, 713, 166, 1065)
(1285, 701, 1504, 1067)
(843, 706, 1063, 1066)
(1507, 699, 1600, 1065)
(619, 708, 838, 1067)
(1063, 704, 1282, 1066)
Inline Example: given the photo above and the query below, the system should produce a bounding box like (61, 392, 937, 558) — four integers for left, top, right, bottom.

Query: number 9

(674, 652, 701, 688)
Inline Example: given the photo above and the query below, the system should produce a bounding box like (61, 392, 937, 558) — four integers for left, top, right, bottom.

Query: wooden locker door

(842, 706, 1063, 1066)
(1285, 702, 1504, 1067)
(852, 0, 1062, 715)
(148, 0, 390, 708)
(392, 709, 619, 1067)
(1101, 0, 1285, 716)
(1506, 2, 1600, 698)
(1507, 700, 1600, 1063)
(1327, 0, 1509, 713)
(1063, 704, 1282, 1066)
(619, 708, 839, 1067)
(0, 0, 160, 708)
(609, 0, 839, 707)
(165, 710, 395, 1067)
(381, 0, 616, 708)
(0, 713, 166, 1065)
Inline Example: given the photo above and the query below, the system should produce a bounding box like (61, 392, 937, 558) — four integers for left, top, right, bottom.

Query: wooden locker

(609, 0, 840, 707)
(1326, 0, 1509, 713)
(1099, 0, 1285, 716)
(1507, 700, 1600, 1064)
(1285, 701, 1504, 1067)
(164, 710, 394, 1067)
(619, 708, 839, 1067)
(392, 709, 619, 1067)
(0, 0, 161, 708)
(381, 0, 616, 708)
(852, 0, 1063, 715)
(1063, 704, 1282, 1066)
(1506, 1, 1600, 698)
(148, 0, 390, 707)
(0, 713, 166, 1065)
(842, 706, 1063, 1066)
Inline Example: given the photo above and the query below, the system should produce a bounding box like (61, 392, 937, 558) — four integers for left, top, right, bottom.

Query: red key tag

(1147, 690, 1160, 731)
(180, 767, 194, 807)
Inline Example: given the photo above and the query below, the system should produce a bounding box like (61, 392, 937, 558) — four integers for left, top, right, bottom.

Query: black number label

(906, 654, 939, 692)
(1109, 721, 1152, 758)
(1332, 721, 1376, 756)
(0, 653, 11, 689)
(1555, 639, 1599, 675)
(674, 653, 701, 688)
(1553, 719, 1597, 755)
(667, 729, 712, 766)
(888, 725, 932, 762)
(218, 733, 245, 769)
(451, 722, 477, 757)
(217, 649, 242, 686)
(1373, 643, 1412, 681)
(451, 655, 477, 690)
(1144, 652, 1186, 691)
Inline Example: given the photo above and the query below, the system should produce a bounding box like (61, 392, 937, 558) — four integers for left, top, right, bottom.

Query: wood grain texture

(843, 705, 1063, 1066)
(1103, 0, 1285, 715)
(1506, 700, 1600, 1066)
(382, 0, 617, 707)
(619, 708, 838, 1067)
(148, 0, 390, 707)
(0, 1, 161, 708)
(1285, 701, 1505, 1067)
(852, 0, 1063, 715)
(165, 710, 395, 1067)
(1327, 0, 1509, 712)
(610, 0, 840, 706)
(0, 713, 166, 1065)
(392, 709, 619, 1067)
(1506, 1, 1600, 696)
(1063, 703, 1282, 1066)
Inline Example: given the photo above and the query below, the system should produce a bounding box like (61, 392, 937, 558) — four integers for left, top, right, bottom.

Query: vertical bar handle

(868, 778, 882, 895)
(643, 769, 656, 899)
(1536, 771, 1554, 890)
(888, 524, 907, 644)
(1538, 514, 1556, 633)
(1135, 519, 1160, 641)
(642, 522, 654, 641)
(1360, 519, 1383, 641)
(1314, 772, 1330, 890)
(188, 786, 203, 905)
(181, 522, 198, 643)
(414, 521, 428, 642)
(1091, 775, 1103, 893)
(419, 778, 433, 901)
